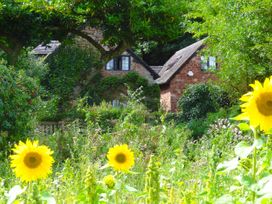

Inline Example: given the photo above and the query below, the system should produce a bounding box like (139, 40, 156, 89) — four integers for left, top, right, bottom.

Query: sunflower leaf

(217, 157, 239, 172)
(235, 141, 253, 158)
(125, 185, 138, 192)
(6, 185, 26, 204)
(40, 192, 56, 204)
(238, 123, 250, 131)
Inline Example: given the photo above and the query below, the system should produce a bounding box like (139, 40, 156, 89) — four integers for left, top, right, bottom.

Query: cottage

(33, 40, 159, 85)
(155, 39, 217, 112)
(33, 38, 217, 112)
(102, 49, 159, 84)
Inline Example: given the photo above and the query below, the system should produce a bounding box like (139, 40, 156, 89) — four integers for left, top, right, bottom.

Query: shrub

(0, 60, 44, 142)
(95, 72, 160, 111)
(45, 42, 101, 119)
(178, 83, 230, 121)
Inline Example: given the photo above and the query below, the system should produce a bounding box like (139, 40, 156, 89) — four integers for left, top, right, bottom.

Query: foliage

(188, 0, 272, 98)
(178, 83, 230, 121)
(46, 42, 100, 99)
(0, 0, 187, 65)
(142, 33, 196, 65)
(2, 92, 271, 203)
(0, 63, 37, 142)
(0, 0, 73, 64)
(83, 72, 160, 111)
(93, 72, 161, 111)
(78, 90, 154, 132)
(185, 108, 227, 139)
(79, 101, 124, 131)
(44, 42, 101, 120)
(0, 54, 58, 149)
(0, 102, 191, 203)
(144, 155, 160, 204)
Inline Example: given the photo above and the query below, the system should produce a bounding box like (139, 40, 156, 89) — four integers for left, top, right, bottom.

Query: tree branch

(103, 40, 129, 61)
(69, 29, 107, 55)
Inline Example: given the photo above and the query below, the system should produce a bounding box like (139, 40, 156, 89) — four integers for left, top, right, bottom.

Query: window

(121, 56, 130, 71)
(105, 56, 131, 71)
(201, 56, 217, 71)
(106, 59, 115, 70)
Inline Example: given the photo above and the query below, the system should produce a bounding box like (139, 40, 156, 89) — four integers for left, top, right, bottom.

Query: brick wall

(160, 54, 216, 112)
(101, 51, 155, 84)
(160, 84, 171, 111)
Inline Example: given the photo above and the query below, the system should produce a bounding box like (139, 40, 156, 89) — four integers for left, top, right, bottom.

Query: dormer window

(201, 56, 217, 71)
(105, 55, 131, 71)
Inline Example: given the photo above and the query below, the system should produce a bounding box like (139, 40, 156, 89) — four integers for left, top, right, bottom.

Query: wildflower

(145, 155, 160, 204)
(103, 175, 116, 189)
(107, 144, 135, 172)
(10, 140, 54, 182)
(235, 77, 272, 133)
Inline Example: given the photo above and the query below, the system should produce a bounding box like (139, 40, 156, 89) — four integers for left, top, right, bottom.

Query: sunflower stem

(252, 130, 258, 203)
(26, 182, 32, 204)
(115, 190, 119, 204)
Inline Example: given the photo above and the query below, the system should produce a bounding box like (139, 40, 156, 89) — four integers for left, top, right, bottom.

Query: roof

(156, 39, 205, 85)
(150, 66, 163, 74)
(32, 40, 159, 80)
(32, 40, 61, 55)
(126, 49, 160, 79)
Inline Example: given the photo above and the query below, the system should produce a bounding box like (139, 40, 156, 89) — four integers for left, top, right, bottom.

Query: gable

(156, 39, 205, 85)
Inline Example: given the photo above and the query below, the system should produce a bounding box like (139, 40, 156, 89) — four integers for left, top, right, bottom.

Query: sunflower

(107, 144, 135, 172)
(10, 140, 54, 182)
(235, 76, 272, 133)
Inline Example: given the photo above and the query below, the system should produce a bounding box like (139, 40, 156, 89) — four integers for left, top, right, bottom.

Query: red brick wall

(101, 52, 155, 84)
(160, 54, 216, 112)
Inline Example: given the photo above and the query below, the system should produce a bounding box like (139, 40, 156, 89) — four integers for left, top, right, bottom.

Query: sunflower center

(256, 92, 272, 116)
(24, 152, 42, 168)
(115, 153, 126, 163)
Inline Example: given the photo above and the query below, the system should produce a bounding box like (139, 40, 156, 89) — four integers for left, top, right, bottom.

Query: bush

(78, 96, 153, 132)
(95, 72, 160, 111)
(45, 42, 101, 119)
(178, 83, 230, 121)
(0, 60, 44, 142)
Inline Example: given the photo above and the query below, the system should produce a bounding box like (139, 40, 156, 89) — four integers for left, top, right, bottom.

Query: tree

(1, 0, 186, 64)
(0, 0, 75, 64)
(0, 58, 49, 141)
(188, 0, 272, 98)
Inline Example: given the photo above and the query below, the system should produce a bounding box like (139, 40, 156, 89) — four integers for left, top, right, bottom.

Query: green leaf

(238, 123, 250, 131)
(236, 175, 254, 187)
(235, 141, 253, 158)
(257, 175, 272, 196)
(7, 185, 26, 204)
(215, 194, 234, 204)
(217, 157, 239, 172)
(40, 192, 56, 204)
(125, 185, 138, 192)
(253, 138, 264, 149)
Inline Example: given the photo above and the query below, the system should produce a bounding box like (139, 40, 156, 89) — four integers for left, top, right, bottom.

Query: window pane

(209, 56, 216, 69)
(200, 56, 208, 71)
(106, 59, 114, 70)
(121, 56, 130, 71)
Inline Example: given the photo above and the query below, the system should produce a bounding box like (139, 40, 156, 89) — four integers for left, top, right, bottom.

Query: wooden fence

(35, 121, 68, 135)
(35, 120, 86, 135)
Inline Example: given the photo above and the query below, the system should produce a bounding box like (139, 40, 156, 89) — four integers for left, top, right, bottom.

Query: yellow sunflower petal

(236, 76, 272, 133)
(107, 144, 135, 172)
(10, 140, 54, 182)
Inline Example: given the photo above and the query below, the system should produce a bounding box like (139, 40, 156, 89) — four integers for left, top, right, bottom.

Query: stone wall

(160, 54, 216, 112)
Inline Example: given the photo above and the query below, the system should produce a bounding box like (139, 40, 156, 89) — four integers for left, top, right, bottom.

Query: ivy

(88, 72, 160, 111)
